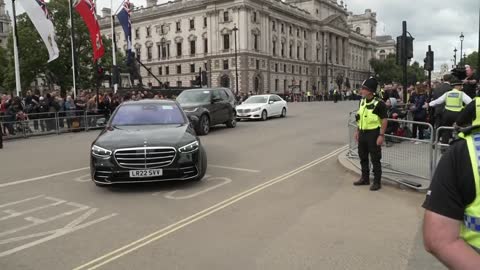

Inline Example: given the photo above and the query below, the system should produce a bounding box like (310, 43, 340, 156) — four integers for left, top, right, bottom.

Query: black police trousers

(358, 129, 382, 182)
(440, 110, 460, 144)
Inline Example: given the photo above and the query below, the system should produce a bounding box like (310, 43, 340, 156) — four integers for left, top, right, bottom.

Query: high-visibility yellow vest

(357, 98, 381, 130)
(445, 89, 464, 112)
(473, 97, 480, 127)
(460, 132, 480, 252)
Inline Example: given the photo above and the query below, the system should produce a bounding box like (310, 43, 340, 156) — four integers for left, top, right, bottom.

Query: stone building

(99, 0, 379, 95)
(375, 35, 396, 60)
(0, 0, 11, 49)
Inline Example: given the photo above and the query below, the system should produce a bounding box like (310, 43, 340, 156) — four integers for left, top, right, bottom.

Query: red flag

(74, 0, 104, 62)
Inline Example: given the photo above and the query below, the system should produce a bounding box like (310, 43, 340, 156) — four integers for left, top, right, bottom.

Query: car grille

(238, 109, 251, 114)
(114, 147, 176, 169)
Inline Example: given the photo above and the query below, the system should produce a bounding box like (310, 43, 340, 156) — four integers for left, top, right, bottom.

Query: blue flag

(117, 0, 132, 65)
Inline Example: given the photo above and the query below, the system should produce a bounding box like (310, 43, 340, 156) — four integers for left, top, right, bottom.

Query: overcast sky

(5, 0, 480, 70)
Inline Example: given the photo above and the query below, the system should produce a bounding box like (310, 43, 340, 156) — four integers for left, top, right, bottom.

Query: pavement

(0, 101, 444, 270)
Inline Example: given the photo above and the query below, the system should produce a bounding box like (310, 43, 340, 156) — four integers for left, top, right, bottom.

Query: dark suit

(431, 83, 452, 130)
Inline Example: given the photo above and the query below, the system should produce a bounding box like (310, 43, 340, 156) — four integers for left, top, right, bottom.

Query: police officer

(427, 76, 472, 144)
(333, 89, 339, 103)
(423, 118, 480, 267)
(354, 77, 388, 191)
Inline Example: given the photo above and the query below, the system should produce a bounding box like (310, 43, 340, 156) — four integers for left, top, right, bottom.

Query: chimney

(146, 0, 157, 7)
(102, 8, 111, 18)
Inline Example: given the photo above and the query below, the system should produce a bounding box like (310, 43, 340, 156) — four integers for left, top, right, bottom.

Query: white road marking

(164, 177, 232, 200)
(75, 174, 92, 182)
(208, 165, 260, 173)
(0, 195, 44, 208)
(73, 145, 347, 270)
(0, 197, 66, 221)
(0, 167, 89, 188)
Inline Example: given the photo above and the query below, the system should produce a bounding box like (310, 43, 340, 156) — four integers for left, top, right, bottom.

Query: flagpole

(11, 0, 21, 97)
(68, 0, 78, 99)
(111, 0, 118, 93)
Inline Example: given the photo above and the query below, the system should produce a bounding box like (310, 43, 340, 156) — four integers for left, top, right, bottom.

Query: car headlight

(184, 107, 198, 113)
(252, 107, 261, 112)
(91, 145, 112, 158)
(179, 141, 199, 153)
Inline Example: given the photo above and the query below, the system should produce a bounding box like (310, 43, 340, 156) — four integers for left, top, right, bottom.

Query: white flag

(19, 0, 59, 62)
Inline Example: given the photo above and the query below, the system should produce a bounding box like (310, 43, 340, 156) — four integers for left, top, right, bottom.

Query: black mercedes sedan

(90, 100, 207, 187)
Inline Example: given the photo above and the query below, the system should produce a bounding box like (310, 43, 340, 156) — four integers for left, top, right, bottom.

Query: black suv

(177, 88, 237, 135)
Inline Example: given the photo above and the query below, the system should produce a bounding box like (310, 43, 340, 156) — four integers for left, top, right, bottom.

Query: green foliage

(464, 51, 478, 69)
(3, 0, 125, 95)
(370, 54, 426, 86)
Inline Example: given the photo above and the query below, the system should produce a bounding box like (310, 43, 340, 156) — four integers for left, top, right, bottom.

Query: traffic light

(396, 36, 414, 65)
(424, 50, 434, 71)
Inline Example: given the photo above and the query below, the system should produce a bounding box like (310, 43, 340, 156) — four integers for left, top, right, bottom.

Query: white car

(236, 95, 288, 121)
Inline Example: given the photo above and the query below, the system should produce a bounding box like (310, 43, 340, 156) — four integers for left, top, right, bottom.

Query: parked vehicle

(176, 88, 237, 135)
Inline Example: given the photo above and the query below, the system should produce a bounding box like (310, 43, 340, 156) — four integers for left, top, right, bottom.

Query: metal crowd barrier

(432, 126, 455, 171)
(1, 110, 108, 140)
(347, 115, 443, 190)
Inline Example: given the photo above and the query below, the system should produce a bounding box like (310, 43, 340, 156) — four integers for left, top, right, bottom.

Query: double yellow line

(74, 145, 348, 270)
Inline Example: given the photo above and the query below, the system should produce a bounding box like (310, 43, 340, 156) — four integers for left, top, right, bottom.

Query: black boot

(370, 181, 381, 191)
(354, 177, 370, 186)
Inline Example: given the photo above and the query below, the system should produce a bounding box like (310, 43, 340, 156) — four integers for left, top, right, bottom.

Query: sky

(4, 0, 480, 70)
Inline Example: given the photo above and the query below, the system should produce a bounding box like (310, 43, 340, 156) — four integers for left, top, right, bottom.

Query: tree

(370, 53, 427, 86)
(465, 51, 478, 69)
(3, 0, 125, 95)
(0, 46, 7, 92)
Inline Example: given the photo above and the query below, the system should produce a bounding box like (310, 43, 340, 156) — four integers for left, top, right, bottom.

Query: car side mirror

(211, 97, 222, 104)
(96, 118, 106, 127)
(187, 114, 199, 124)
(269, 101, 274, 104)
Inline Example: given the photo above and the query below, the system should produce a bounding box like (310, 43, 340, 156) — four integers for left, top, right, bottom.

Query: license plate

(129, 169, 163, 178)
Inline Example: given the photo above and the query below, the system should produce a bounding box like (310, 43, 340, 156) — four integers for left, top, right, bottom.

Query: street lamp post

(460, 32, 464, 66)
(454, 47, 457, 66)
(233, 25, 239, 96)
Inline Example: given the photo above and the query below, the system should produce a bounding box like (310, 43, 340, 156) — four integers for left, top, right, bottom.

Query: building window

(204, 62, 208, 70)
(0, 22, 3, 33)
(275, 63, 278, 72)
(161, 44, 167, 59)
(160, 25, 165, 35)
(316, 32, 319, 41)
(254, 35, 258, 51)
(190, 19, 195, 30)
(190, 64, 195, 73)
(204, 17, 208, 28)
(281, 43, 285, 57)
(157, 45, 161, 59)
(256, 59, 260, 70)
(224, 11, 229, 22)
(190, 40, 196, 55)
(281, 23, 284, 33)
(135, 28, 140, 39)
(223, 59, 229, 70)
(297, 28, 299, 37)
(223, 34, 230, 50)
(299, 80, 302, 91)
(176, 65, 182, 74)
(304, 30, 306, 39)
(306, 68, 309, 75)
(289, 26, 292, 35)
(289, 45, 292, 58)
(284, 79, 287, 92)
(158, 67, 162, 75)
(135, 47, 141, 59)
(166, 44, 170, 58)
(317, 48, 320, 61)
(166, 66, 170, 75)
(176, 21, 181, 32)
(146, 26, 151, 37)
(204, 38, 208, 53)
(253, 12, 257, 23)
(283, 64, 286, 73)
(297, 46, 300, 59)
(356, 27, 361, 34)
(272, 41, 276, 56)
(177, 81, 182, 87)
(272, 21, 276, 31)
(176, 42, 182, 56)
(316, 9, 319, 14)
(275, 79, 279, 92)
(304, 47, 307, 60)
(147, 46, 152, 60)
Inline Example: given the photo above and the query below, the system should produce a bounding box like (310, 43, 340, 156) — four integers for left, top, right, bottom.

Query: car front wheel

(197, 115, 210, 135)
(281, 108, 287, 118)
(261, 110, 268, 121)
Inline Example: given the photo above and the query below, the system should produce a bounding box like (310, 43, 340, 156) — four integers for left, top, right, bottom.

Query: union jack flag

(35, 0, 52, 20)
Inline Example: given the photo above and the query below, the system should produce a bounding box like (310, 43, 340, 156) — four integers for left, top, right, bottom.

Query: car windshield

(244, 96, 268, 104)
(110, 103, 185, 126)
(177, 91, 211, 104)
